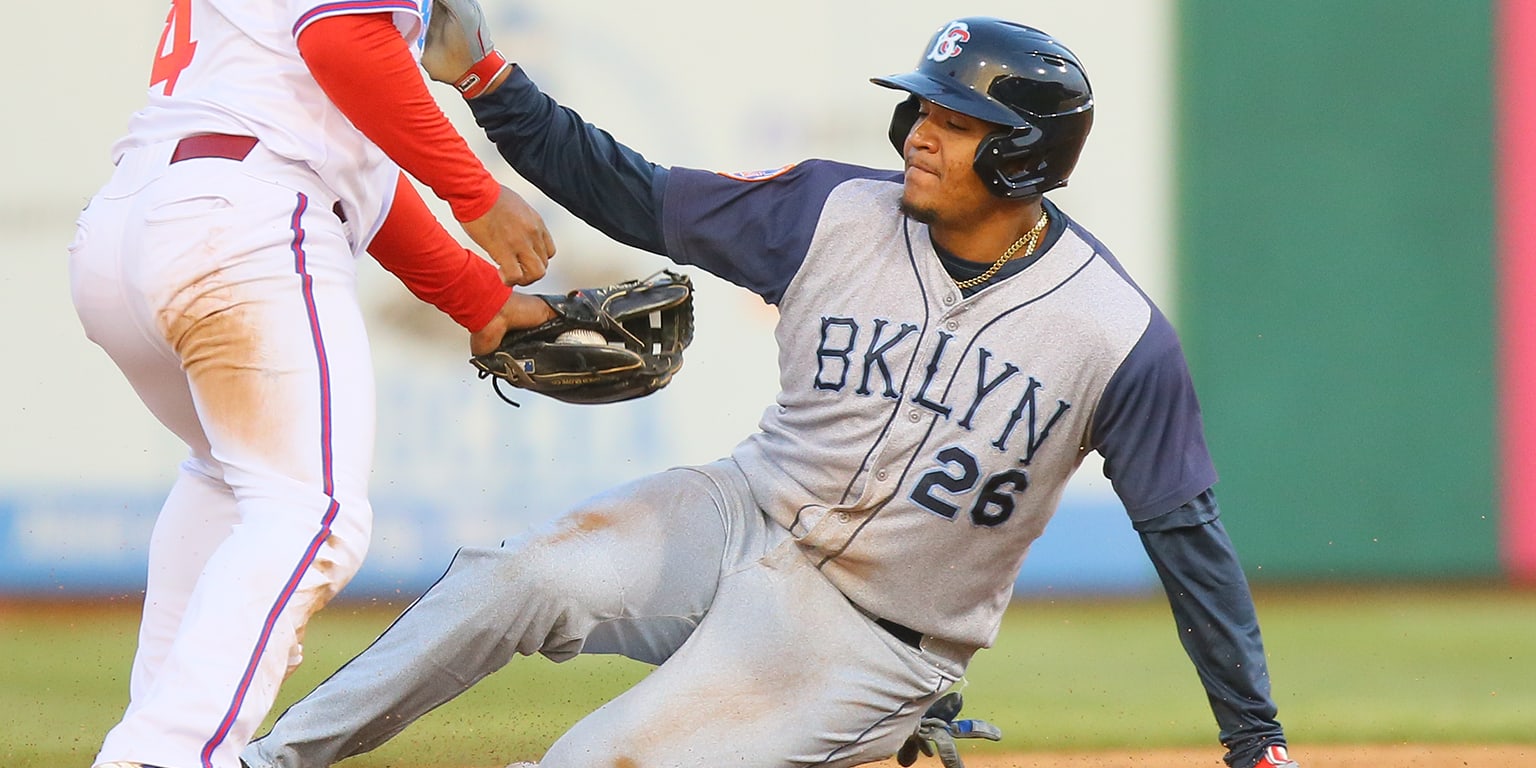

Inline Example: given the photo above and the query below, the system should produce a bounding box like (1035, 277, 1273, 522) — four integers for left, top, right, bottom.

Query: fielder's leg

(74, 144, 375, 768)
(245, 464, 759, 768)
(122, 461, 240, 715)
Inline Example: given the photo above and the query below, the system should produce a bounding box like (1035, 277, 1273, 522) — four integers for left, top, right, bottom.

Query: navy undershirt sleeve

(1136, 490, 1288, 768)
(467, 67, 668, 255)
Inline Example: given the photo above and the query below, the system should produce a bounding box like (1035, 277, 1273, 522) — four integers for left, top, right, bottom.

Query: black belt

(170, 133, 258, 164)
(876, 617, 924, 648)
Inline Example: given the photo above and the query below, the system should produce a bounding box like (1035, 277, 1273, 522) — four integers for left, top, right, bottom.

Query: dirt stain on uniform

(543, 509, 618, 547)
(157, 272, 286, 460)
(300, 541, 343, 616)
(283, 535, 350, 681)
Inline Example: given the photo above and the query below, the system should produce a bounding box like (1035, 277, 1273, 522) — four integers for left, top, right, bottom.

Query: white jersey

(112, 0, 432, 245)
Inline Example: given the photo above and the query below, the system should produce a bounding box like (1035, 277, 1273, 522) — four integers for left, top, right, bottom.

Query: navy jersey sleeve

(662, 161, 900, 305)
(467, 68, 898, 304)
(467, 67, 668, 254)
(1089, 311, 1219, 521)
(1137, 490, 1289, 768)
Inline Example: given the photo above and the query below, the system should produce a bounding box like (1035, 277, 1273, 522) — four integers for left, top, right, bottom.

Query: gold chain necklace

(952, 210, 1050, 290)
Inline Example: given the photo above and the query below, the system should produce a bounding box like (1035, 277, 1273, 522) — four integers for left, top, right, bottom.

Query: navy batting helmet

(872, 17, 1094, 199)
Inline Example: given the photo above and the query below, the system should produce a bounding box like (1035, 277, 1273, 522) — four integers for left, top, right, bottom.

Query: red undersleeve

(369, 174, 511, 331)
(297, 12, 501, 222)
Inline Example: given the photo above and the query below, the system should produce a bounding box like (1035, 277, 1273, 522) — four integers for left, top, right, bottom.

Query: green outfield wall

(1176, 2, 1499, 579)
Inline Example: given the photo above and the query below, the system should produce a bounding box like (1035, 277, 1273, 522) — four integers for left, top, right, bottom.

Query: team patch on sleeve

(717, 164, 797, 182)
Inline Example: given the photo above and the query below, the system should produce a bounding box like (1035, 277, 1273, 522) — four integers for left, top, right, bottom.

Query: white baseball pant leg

(69, 139, 375, 768)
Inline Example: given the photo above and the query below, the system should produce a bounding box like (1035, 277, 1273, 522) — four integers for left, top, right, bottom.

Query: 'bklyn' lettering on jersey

(813, 315, 1071, 467)
(926, 21, 971, 63)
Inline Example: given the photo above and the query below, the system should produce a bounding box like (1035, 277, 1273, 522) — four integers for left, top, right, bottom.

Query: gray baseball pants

(242, 460, 968, 768)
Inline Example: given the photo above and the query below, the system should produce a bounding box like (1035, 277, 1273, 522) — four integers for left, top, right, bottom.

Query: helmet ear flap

(977, 124, 1042, 160)
(888, 96, 920, 157)
(975, 124, 1055, 199)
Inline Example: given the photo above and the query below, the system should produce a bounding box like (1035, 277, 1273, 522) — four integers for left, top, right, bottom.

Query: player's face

(899, 100, 998, 227)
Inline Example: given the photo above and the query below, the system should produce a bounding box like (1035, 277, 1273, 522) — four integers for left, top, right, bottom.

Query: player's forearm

(467, 67, 669, 255)
(297, 13, 501, 223)
(369, 173, 511, 331)
(1137, 503, 1287, 768)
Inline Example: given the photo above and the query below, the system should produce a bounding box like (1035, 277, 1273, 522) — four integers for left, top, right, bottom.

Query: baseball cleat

(1254, 744, 1297, 768)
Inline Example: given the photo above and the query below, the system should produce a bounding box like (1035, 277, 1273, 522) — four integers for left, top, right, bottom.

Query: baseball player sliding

(242, 4, 1300, 768)
(68, 2, 560, 768)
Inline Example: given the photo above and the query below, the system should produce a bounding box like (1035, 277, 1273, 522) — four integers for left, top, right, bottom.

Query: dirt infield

(895, 744, 1533, 767)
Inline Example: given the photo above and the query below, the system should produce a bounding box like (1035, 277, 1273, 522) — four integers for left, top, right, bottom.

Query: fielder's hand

(896, 692, 1002, 768)
(471, 291, 557, 356)
(470, 270, 695, 406)
(462, 185, 554, 287)
(423, 0, 510, 99)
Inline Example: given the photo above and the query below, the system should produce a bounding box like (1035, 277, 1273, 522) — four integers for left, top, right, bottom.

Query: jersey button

(945, 320, 959, 331)
(837, 511, 851, 524)
(943, 294, 956, 306)
(876, 469, 888, 481)
(908, 410, 922, 422)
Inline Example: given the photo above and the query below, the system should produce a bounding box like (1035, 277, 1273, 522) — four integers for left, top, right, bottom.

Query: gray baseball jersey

(659, 161, 1214, 649)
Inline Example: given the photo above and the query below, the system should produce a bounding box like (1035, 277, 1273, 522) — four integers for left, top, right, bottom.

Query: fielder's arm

(297, 12, 553, 285)
(365, 174, 510, 333)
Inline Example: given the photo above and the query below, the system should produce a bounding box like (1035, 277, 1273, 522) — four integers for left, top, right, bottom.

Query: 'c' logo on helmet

(926, 21, 971, 63)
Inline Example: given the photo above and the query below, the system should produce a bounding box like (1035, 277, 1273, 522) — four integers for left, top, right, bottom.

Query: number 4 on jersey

(150, 0, 197, 96)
